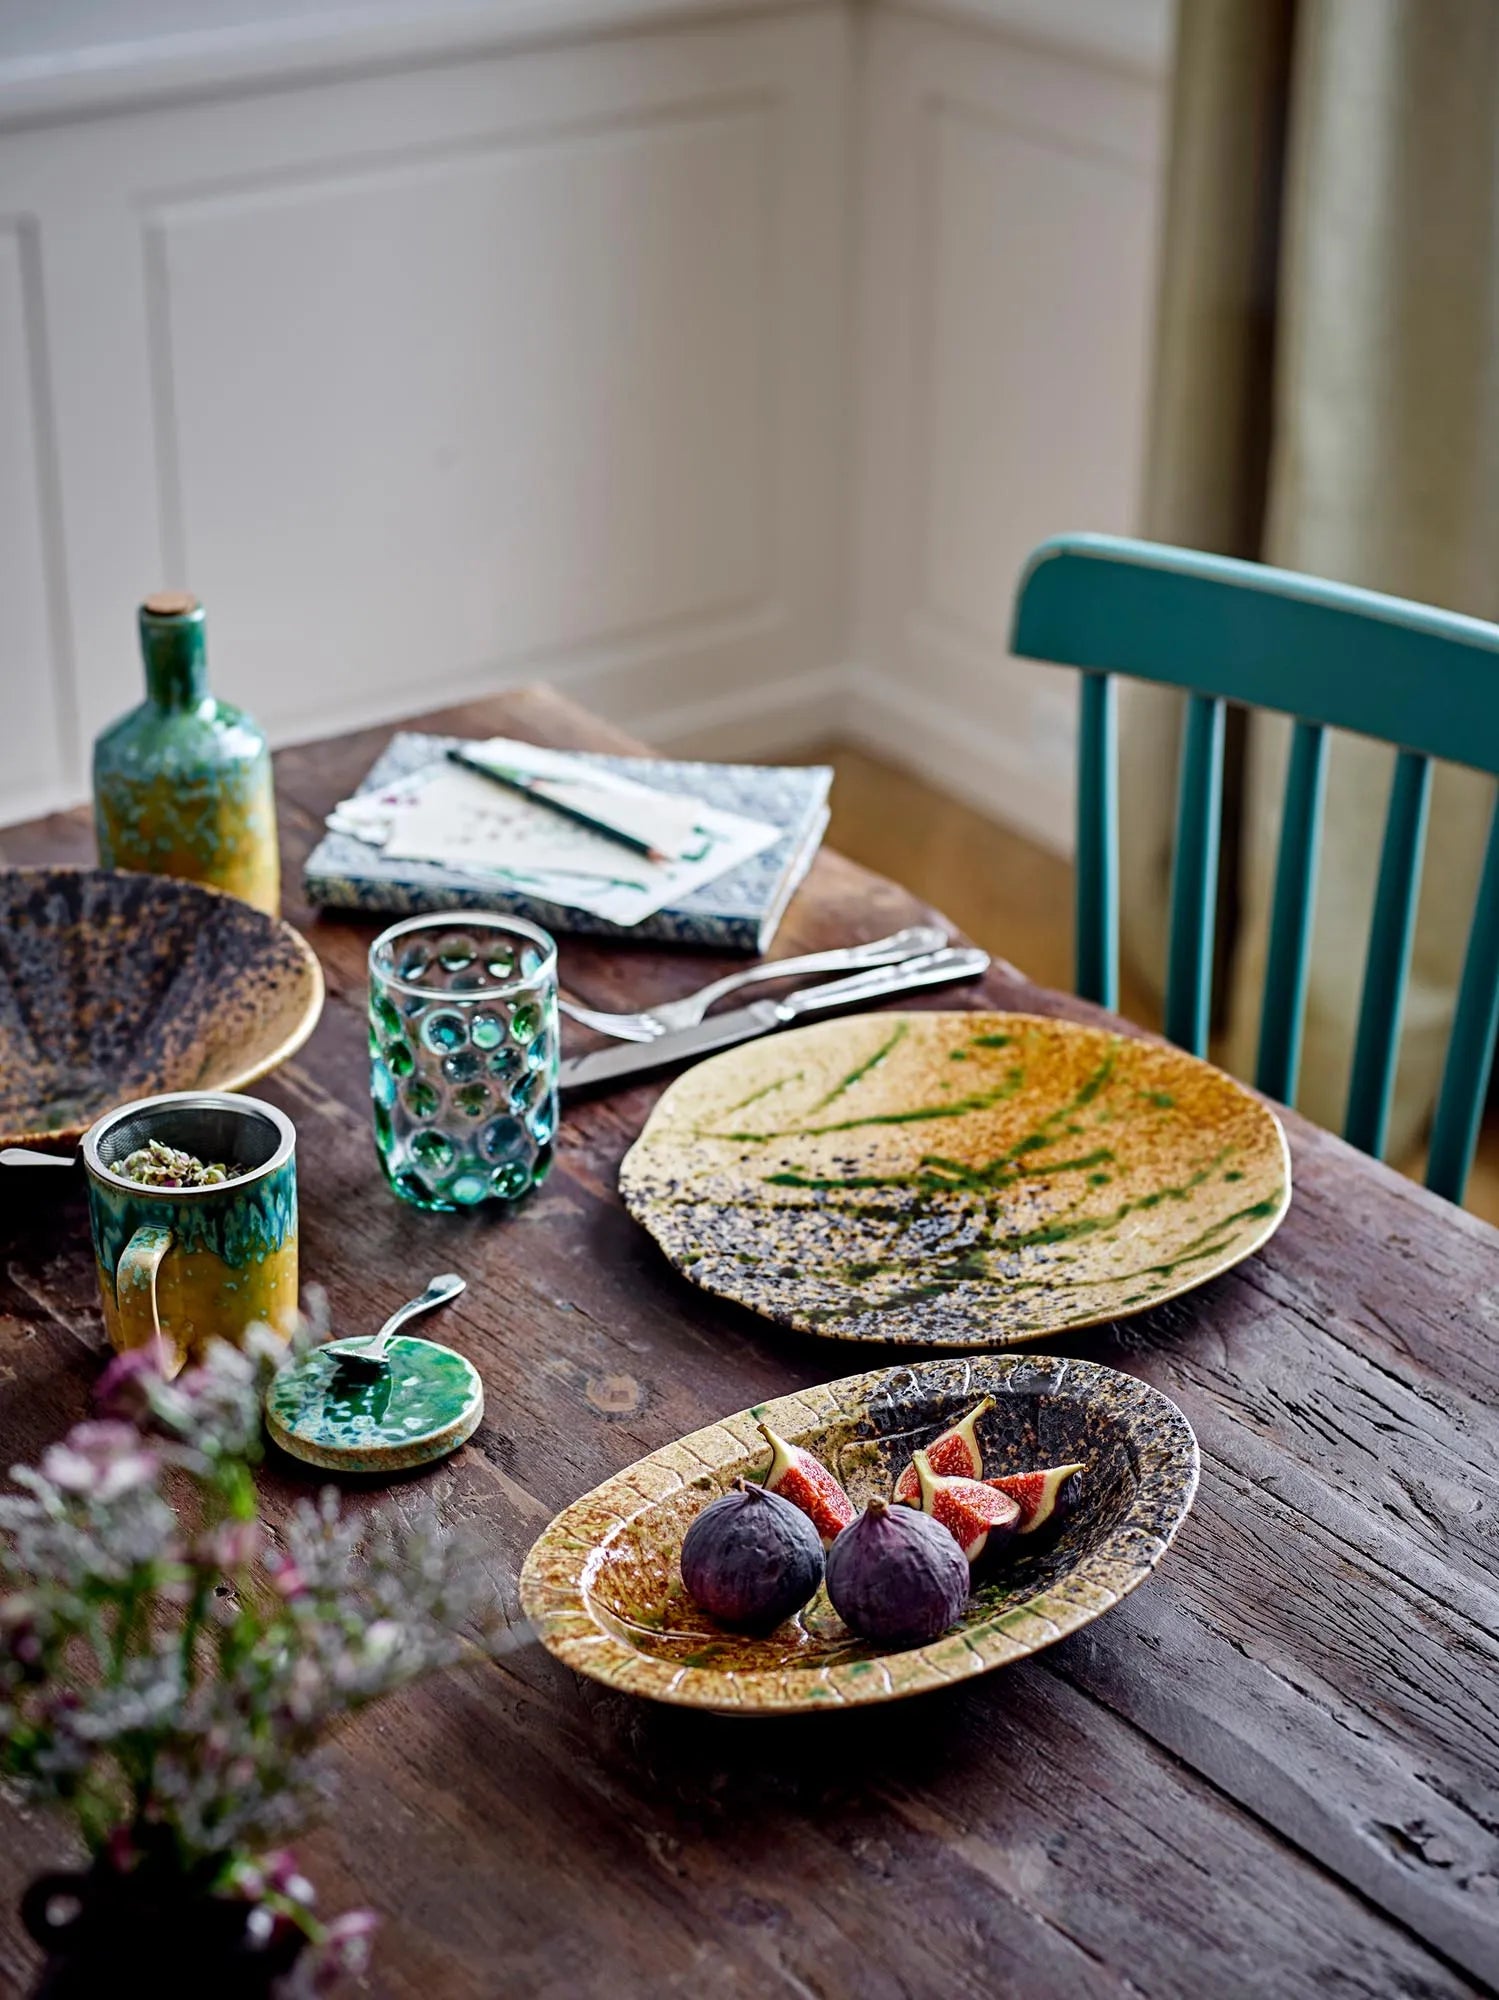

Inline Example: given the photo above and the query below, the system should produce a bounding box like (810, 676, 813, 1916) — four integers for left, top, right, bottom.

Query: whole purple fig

(825, 1495, 969, 1647)
(680, 1478, 824, 1633)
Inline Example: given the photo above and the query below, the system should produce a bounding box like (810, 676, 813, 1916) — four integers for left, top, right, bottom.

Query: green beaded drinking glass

(368, 912, 559, 1212)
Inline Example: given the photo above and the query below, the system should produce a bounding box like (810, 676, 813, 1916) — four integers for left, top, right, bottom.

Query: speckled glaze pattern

(93, 601, 280, 915)
(0, 869, 323, 1148)
(620, 1012, 1290, 1349)
(95, 756, 279, 916)
(520, 1352, 1199, 1712)
(265, 1335, 484, 1472)
(86, 1153, 298, 1370)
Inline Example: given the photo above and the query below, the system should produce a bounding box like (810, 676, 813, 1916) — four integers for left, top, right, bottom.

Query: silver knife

(559, 946, 990, 1096)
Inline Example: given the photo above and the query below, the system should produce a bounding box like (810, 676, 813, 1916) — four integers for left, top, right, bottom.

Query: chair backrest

(1010, 532, 1499, 1204)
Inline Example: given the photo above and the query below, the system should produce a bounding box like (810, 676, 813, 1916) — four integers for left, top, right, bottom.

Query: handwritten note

(326, 741, 780, 928)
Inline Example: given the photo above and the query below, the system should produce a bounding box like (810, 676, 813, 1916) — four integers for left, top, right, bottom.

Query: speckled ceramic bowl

(621, 1011, 1290, 1348)
(520, 1352, 1198, 1712)
(0, 868, 323, 1149)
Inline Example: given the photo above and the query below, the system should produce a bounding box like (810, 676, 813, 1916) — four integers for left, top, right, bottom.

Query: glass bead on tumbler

(368, 913, 559, 1212)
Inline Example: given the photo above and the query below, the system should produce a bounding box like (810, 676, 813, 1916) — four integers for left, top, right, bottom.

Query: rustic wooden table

(2, 689, 1496, 2000)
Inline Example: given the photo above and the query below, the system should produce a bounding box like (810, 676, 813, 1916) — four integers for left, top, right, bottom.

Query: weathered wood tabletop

(2, 688, 1496, 2000)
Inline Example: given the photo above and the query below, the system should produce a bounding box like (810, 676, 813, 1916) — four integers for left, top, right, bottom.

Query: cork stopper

(142, 591, 199, 618)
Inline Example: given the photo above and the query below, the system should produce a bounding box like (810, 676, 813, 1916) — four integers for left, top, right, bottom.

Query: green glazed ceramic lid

(266, 1335, 483, 1473)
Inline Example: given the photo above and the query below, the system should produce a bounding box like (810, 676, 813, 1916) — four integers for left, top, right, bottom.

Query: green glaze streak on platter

(723, 1051, 1115, 1153)
(1138, 1196, 1283, 1275)
(719, 1071, 1026, 1145)
(720, 1070, 804, 1116)
(927, 1154, 1230, 1256)
(816, 1191, 1284, 1321)
(807, 1021, 909, 1112)
(766, 1142, 1118, 1196)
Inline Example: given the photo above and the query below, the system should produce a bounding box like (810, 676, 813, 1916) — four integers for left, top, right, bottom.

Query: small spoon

(333, 1272, 467, 1379)
(1, 1148, 75, 1167)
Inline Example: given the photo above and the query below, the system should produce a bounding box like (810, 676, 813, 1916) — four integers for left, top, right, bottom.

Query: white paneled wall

(851, 1, 1168, 851)
(0, 0, 1169, 843)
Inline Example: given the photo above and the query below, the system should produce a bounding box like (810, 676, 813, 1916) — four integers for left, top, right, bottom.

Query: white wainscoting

(848, 1, 1168, 853)
(0, 3, 850, 822)
(0, 0, 1167, 839)
(0, 215, 75, 822)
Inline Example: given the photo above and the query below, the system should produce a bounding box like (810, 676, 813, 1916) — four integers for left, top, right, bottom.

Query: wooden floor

(816, 740, 1499, 1226)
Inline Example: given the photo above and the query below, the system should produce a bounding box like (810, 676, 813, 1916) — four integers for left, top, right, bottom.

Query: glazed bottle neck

(139, 594, 208, 710)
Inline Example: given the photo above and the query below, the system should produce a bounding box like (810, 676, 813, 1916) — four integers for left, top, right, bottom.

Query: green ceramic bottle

(93, 593, 280, 915)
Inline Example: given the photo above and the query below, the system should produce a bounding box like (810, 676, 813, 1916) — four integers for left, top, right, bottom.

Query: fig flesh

(892, 1395, 996, 1506)
(987, 1462, 1085, 1535)
(825, 1495, 969, 1647)
(757, 1422, 856, 1546)
(679, 1478, 824, 1633)
(912, 1448, 1020, 1564)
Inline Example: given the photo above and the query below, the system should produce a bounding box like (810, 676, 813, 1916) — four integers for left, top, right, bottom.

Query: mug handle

(115, 1224, 183, 1378)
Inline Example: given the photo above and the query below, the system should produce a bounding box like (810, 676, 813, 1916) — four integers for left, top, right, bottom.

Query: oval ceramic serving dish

(620, 1011, 1290, 1349)
(520, 1352, 1198, 1713)
(0, 868, 324, 1148)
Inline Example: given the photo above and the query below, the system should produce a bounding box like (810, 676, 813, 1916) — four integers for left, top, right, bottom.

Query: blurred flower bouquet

(0, 1315, 501, 1997)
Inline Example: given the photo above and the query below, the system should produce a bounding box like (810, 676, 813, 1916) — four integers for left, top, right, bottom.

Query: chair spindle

(1255, 720, 1329, 1105)
(1075, 671, 1119, 1009)
(1427, 786, 1499, 1201)
(1165, 692, 1226, 1056)
(1344, 750, 1432, 1157)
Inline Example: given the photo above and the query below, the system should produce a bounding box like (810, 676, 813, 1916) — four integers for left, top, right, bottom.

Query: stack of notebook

(303, 732, 832, 954)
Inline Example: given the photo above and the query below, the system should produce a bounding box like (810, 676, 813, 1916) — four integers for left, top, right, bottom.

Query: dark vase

(23, 1827, 308, 1998)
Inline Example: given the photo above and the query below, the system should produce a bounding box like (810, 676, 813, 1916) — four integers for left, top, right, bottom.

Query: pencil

(445, 746, 666, 862)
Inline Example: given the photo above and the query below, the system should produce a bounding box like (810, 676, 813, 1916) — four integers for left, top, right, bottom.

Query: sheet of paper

(461, 737, 706, 859)
(328, 755, 781, 928)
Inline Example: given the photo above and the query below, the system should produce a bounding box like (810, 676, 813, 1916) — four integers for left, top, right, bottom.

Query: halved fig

(987, 1463, 1085, 1535)
(892, 1395, 996, 1506)
(758, 1421, 857, 1546)
(912, 1447, 1020, 1565)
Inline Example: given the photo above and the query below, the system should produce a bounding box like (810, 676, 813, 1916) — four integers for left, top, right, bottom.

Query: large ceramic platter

(620, 1011, 1289, 1349)
(0, 868, 323, 1148)
(520, 1352, 1198, 1712)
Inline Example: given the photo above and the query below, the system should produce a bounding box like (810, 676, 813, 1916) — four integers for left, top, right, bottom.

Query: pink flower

(229, 1857, 266, 1901)
(198, 1519, 262, 1570)
(0, 1593, 44, 1676)
(94, 1347, 164, 1422)
(266, 1555, 308, 1600)
(314, 1910, 379, 1987)
(262, 1850, 316, 1905)
(42, 1422, 158, 1501)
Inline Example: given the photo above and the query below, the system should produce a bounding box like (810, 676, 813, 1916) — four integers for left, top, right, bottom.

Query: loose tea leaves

(112, 1138, 233, 1189)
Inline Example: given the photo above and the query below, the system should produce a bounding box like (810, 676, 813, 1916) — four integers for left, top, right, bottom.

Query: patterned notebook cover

(303, 732, 832, 954)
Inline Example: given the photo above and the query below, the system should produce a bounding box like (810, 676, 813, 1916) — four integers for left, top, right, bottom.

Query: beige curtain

(1125, 0, 1499, 1164)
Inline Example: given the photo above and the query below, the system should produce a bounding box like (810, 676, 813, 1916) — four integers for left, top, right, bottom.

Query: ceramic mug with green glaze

(82, 1092, 297, 1378)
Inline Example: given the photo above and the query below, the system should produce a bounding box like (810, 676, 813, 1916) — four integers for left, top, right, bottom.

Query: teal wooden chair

(1011, 533, 1499, 1205)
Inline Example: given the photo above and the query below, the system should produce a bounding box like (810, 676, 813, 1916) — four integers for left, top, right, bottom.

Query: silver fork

(558, 925, 948, 1041)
